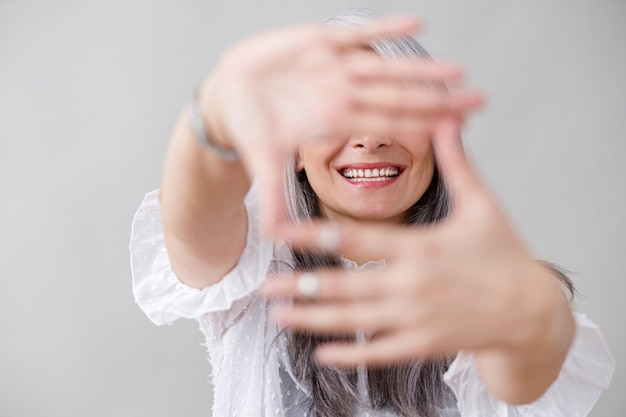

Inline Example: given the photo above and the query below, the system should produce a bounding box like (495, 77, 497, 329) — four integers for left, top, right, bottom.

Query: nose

(348, 134, 391, 151)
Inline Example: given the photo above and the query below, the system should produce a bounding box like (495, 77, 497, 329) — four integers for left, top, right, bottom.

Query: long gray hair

(282, 12, 455, 417)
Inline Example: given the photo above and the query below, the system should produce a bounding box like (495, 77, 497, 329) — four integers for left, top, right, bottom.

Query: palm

(263, 119, 566, 366)
(198, 18, 481, 231)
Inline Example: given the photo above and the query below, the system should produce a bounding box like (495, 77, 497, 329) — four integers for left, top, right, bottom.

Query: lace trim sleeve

(443, 312, 614, 417)
(129, 185, 274, 326)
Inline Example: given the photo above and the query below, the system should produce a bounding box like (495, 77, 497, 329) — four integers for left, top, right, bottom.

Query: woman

(130, 14, 613, 416)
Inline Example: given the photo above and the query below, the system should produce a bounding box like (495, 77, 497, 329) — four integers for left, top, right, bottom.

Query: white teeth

(341, 167, 399, 179)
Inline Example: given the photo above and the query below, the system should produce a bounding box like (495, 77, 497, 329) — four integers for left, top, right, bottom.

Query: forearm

(160, 83, 251, 288)
(473, 264, 576, 405)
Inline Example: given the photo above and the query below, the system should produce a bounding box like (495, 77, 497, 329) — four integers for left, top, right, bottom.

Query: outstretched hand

(262, 118, 572, 369)
(199, 16, 482, 233)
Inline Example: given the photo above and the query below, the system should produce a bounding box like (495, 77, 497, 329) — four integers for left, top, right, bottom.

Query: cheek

(409, 138, 436, 171)
(399, 130, 432, 153)
(418, 136, 435, 156)
(298, 140, 344, 173)
(409, 142, 436, 195)
(426, 148, 436, 174)
(414, 161, 435, 198)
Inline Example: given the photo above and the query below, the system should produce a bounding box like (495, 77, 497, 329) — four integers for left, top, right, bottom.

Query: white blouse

(130, 187, 614, 417)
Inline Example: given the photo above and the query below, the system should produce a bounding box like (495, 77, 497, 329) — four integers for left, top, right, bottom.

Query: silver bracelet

(189, 90, 239, 162)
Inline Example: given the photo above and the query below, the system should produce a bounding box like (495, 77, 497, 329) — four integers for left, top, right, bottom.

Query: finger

(350, 85, 483, 117)
(262, 269, 386, 301)
(345, 53, 463, 83)
(431, 117, 483, 201)
(340, 110, 434, 138)
(269, 299, 402, 335)
(326, 15, 421, 48)
(279, 221, 417, 261)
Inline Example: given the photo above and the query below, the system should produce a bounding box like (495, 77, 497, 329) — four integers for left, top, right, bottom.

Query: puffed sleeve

(443, 313, 614, 417)
(129, 185, 275, 327)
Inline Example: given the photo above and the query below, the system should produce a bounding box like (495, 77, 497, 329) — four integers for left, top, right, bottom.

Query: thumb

(432, 117, 481, 202)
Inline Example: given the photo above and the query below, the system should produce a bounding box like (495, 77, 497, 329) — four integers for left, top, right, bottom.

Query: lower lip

(341, 176, 399, 189)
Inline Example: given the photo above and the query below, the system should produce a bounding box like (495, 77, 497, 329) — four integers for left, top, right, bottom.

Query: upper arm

(163, 199, 249, 290)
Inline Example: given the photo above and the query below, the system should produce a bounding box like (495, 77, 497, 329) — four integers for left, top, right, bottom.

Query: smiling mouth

(340, 167, 400, 182)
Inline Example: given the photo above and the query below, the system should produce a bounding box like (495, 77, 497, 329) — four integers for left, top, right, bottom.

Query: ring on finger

(297, 272, 320, 299)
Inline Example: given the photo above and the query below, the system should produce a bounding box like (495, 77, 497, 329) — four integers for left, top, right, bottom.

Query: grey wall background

(1, 0, 624, 416)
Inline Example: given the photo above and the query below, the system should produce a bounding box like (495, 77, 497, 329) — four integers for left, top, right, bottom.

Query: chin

(349, 209, 406, 224)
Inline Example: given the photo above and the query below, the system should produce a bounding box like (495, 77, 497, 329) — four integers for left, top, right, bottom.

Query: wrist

(473, 262, 575, 404)
(191, 78, 239, 160)
(512, 262, 573, 349)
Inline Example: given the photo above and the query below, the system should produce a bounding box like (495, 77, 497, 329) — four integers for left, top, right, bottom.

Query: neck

(327, 216, 401, 267)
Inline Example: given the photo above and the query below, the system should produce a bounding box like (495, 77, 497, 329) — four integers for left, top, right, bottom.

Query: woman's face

(296, 132, 435, 225)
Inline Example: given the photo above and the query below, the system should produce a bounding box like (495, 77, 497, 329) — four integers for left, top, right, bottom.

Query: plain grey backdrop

(1, 0, 624, 416)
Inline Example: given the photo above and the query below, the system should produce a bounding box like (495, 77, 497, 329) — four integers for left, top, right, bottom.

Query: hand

(198, 16, 483, 233)
(262, 118, 573, 369)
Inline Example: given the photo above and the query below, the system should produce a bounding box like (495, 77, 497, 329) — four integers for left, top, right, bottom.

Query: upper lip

(335, 162, 405, 171)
